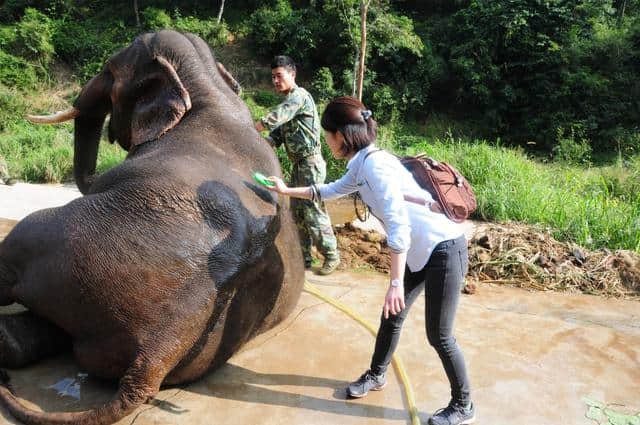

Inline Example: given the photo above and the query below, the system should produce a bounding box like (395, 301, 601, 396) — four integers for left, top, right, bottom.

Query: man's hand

(255, 121, 265, 132)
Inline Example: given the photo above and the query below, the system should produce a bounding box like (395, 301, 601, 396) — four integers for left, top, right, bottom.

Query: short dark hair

(321, 97, 377, 156)
(271, 55, 296, 72)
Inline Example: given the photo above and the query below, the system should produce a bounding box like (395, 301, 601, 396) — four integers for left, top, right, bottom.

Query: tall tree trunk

(352, 49, 359, 97)
(356, 0, 370, 101)
(217, 0, 226, 23)
(133, 0, 140, 27)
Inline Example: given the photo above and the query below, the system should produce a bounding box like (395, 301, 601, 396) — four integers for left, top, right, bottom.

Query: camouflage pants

(290, 155, 339, 263)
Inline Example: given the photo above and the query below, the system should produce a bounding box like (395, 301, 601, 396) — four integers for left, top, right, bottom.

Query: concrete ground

(1, 183, 639, 425)
(0, 182, 81, 221)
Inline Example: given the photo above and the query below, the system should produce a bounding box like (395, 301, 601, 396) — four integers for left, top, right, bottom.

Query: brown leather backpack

(362, 150, 477, 223)
(400, 154, 476, 222)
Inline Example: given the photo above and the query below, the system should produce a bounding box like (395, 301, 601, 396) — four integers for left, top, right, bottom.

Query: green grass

(392, 134, 640, 252)
(0, 120, 126, 183)
(2, 87, 638, 253)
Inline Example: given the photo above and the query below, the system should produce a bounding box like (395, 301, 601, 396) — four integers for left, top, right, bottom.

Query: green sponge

(252, 172, 275, 187)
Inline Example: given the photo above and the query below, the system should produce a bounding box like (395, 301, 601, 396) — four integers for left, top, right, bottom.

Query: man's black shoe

(347, 370, 386, 398)
(429, 401, 476, 425)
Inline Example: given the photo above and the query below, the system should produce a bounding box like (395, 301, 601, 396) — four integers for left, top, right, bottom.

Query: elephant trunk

(71, 73, 111, 195)
(73, 115, 106, 194)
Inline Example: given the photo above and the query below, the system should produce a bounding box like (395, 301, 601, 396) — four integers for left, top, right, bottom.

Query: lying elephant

(0, 30, 304, 424)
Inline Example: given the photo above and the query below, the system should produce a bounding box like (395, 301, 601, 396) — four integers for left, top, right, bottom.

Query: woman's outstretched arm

(264, 176, 313, 200)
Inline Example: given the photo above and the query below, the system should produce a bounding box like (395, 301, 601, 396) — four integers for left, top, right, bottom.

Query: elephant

(0, 30, 304, 425)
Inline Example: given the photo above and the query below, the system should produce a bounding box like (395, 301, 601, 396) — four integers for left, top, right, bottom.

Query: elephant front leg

(0, 298, 218, 425)
(0, 311, 71, 368)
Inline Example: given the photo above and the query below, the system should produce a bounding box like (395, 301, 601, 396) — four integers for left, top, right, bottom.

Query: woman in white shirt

(264, 97, 475, 425)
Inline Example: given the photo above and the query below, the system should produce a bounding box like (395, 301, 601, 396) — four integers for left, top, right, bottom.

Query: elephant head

(27, 30, 242, 194)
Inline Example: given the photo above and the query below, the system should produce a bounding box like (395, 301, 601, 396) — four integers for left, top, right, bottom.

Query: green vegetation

(400, 135, 640, 252)
(0, 0, 639, 253)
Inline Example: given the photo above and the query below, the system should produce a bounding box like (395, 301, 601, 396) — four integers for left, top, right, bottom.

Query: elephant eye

(134, 76, 162, 94)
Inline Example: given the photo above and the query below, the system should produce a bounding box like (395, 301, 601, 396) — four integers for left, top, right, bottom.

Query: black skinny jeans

(369, 235, 471, 405)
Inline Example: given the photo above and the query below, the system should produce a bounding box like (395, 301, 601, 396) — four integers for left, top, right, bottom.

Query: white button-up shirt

(317, 144, 464, 272)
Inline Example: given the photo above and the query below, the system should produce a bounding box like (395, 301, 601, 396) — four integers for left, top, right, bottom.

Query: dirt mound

(334, 223, 390, 273)
(470, 222, 640, 298)
(333, 221, 640, 299)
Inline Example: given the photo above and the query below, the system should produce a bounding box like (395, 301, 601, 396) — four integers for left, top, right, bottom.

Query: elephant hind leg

(0, 312, 71, 368)
(0, 354, 168, 425)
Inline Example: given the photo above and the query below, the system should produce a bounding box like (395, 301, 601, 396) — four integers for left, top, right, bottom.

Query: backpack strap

(352, 148, 382, 222)
(358, 148, 437, 211)
(362, 148, 383, 164)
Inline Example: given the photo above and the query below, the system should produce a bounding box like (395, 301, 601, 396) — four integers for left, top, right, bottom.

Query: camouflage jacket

(260, 85, 321, 161)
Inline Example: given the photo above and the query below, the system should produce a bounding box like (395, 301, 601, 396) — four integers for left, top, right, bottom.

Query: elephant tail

(0, 363, 161, 425)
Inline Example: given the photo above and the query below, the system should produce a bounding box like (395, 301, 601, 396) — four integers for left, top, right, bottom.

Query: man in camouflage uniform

(255, 55, 340, 275)
(0, 156, 16, 186)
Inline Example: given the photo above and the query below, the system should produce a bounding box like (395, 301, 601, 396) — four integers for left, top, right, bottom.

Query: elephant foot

(0, 311, 71, 368)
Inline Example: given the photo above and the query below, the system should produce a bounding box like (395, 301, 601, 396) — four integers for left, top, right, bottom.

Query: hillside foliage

(0, 0, 638, 152)
(0, 0, 639, 252)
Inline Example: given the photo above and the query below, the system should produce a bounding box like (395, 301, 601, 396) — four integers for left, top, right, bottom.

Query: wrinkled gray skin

(0, 30, 303, 425)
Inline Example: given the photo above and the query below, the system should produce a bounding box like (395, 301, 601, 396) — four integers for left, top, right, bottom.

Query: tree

(356, 0, 371, 101)
(217, 0, 226, 23)
(134, 0, 140, 26)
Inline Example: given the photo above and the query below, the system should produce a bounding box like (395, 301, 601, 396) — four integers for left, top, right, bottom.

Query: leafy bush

(310, 67, 336, 103)
(368, 84, 398, 124)
(141, 7, 229, 47)
(0, 26, 17, 50)
(0, 84, 27, 129)
(173, 14, 229, 47)
(13, 8, 55, 65)
(247, 0, 294, 55)
(142, 7, 172, 30)
(252, 89, 281, 107)
(436, 0, 640, 152)
(553, 127, 592, 165)
(52, 18, 135, 80)
(0, 51, 38, 89)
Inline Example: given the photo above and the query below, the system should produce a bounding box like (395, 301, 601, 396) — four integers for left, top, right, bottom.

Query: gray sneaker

(347, 370, 386, 398)
(429, 401, 476, 425)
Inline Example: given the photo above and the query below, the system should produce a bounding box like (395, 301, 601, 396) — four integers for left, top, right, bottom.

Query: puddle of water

(0, 218, 17, 241)
(325, 196, 361, 225)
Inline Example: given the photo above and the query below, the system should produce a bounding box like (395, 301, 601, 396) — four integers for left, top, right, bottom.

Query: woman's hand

(383, 285, 405, 319)
(265, 176, 289, 194)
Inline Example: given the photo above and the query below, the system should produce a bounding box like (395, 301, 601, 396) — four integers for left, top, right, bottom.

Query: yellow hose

(303, 281, 420, 425)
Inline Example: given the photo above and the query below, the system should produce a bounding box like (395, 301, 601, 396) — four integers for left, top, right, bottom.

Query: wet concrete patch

(1, 270, 639, 424)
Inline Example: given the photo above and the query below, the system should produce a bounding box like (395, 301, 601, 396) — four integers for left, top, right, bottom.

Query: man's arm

(258, 92, 304, 132)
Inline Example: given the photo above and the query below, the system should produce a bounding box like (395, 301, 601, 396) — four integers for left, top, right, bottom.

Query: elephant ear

(130, 56, 192, 147)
